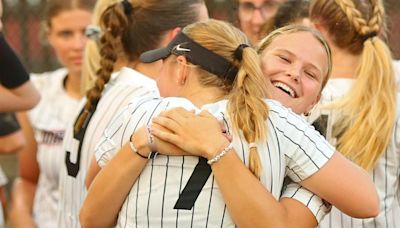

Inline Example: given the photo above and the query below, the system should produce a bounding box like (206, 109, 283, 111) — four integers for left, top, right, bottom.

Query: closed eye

(305, 70, 317, 79)
(278, 55, 290, 63)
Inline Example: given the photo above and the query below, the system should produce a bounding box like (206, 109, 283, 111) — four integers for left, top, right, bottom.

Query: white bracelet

(129, 135, 158, 159)
(207, 142, 233, 165)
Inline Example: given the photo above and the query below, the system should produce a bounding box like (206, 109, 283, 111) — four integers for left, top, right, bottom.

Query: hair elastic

(121, 0, 133, 15)
(362, 31, 377, 42)
(249, 142, 257, 149)
(233, 44, 249, 61)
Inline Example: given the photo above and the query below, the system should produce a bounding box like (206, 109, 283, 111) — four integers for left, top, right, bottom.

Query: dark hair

(44, 0, 94, 28)
(75, 0, 205, 133)
(261, 0, 310, 36)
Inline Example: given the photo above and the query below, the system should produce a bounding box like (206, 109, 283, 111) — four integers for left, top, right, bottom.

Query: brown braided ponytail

(74, 0, 206, 133)
(74, 3, 127, 133)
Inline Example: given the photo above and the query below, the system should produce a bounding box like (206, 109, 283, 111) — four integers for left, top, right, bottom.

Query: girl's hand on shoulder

(131, 125, 188, 157)
(151, 123, 188, 156)
(151, 108, 230, 159)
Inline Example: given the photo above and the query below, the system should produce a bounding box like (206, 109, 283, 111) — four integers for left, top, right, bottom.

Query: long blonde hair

(310, 0, 396, 170)
(183, 19, 269, 178)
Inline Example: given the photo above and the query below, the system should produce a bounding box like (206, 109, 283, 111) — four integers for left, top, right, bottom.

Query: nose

(72, 33, 87, 51)
(250, 9, 265, 27)
(287, 65, 301, 83)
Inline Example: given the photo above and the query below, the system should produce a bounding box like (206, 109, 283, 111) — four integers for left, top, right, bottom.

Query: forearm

(85, 156, 101, 189)
(210, 150, 287, 228)
(300, 152, 379, 218)
(0, 130, 25, 153)
(0, 82, 40, 112)
(9, 178, 37, 227)
(80, 143, 148, 228)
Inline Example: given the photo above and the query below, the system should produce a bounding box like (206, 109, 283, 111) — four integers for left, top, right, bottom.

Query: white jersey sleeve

(267, 100, 336, 183)
(281, 181, 331, 223)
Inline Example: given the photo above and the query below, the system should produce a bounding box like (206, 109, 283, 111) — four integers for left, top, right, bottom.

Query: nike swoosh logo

(176, 44, 191, 52)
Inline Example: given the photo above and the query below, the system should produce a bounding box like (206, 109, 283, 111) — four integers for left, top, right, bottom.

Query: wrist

(130, 130, 151, 158)
(203, 136, 231, 160)
(207, 141, 233, 165)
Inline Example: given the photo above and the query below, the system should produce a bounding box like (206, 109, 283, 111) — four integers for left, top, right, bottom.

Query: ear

(311, 22, 328, 35)
(175, 55, 189, 85)
(160, 27, 181, 47)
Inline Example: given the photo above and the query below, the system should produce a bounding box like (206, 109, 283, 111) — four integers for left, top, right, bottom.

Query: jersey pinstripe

(307, 79, 400, 228)
(28, 69, 81, 228)
(95, 97, 336, 228)
(281, 181, 331, 223)
(57, 67, 159, 228)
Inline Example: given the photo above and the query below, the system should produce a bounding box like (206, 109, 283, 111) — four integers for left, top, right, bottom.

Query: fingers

(198, 110, 227, 133)
(150, 126, 181, 146)
(152, 116, 182, 135)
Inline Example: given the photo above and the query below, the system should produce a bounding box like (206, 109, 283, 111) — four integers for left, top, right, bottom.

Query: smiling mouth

(273, 82, 297, 98)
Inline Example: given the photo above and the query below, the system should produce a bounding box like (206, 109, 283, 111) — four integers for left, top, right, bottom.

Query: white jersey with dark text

(57, 67, 159, 228)
(29, 69, 81, 228)
(96, 97, 335, 228)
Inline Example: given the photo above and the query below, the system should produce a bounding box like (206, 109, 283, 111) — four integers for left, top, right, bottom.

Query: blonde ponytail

(333, 37, 396, 170)
(183, 20, 269, 178)
(228, 48, 269, 178)
(311, 0, 396, 170)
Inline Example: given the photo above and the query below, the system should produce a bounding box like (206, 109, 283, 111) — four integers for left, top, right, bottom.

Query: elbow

(364, 182, 380, 218)
(80, 205, 113, 228)
(79, 207, 95, 228)
(366, 194, 380, 218)
(356, 189, 380, 218)
(0, 142, 24, 154)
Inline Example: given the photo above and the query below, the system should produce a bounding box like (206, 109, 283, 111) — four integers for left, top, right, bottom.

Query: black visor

(140, 32, 238, 83)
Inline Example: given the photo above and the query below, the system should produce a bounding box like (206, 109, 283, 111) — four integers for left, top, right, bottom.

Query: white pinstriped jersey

(307, 79, 400, 228)
(28, 69, 81, 228)
(95, 97, 336, 228)
(57, 67, 159, 228)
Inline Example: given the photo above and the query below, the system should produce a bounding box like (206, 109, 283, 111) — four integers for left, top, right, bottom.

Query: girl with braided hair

(81, 20, 378, 228)
(9, 0, 92, 227)
(305, 0, 400, 227)
(58, 0, 208, 227)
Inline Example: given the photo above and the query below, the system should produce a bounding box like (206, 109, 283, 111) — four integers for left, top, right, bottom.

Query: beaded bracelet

(207, 142, 233, 165)
(129, 134, 158, 159)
